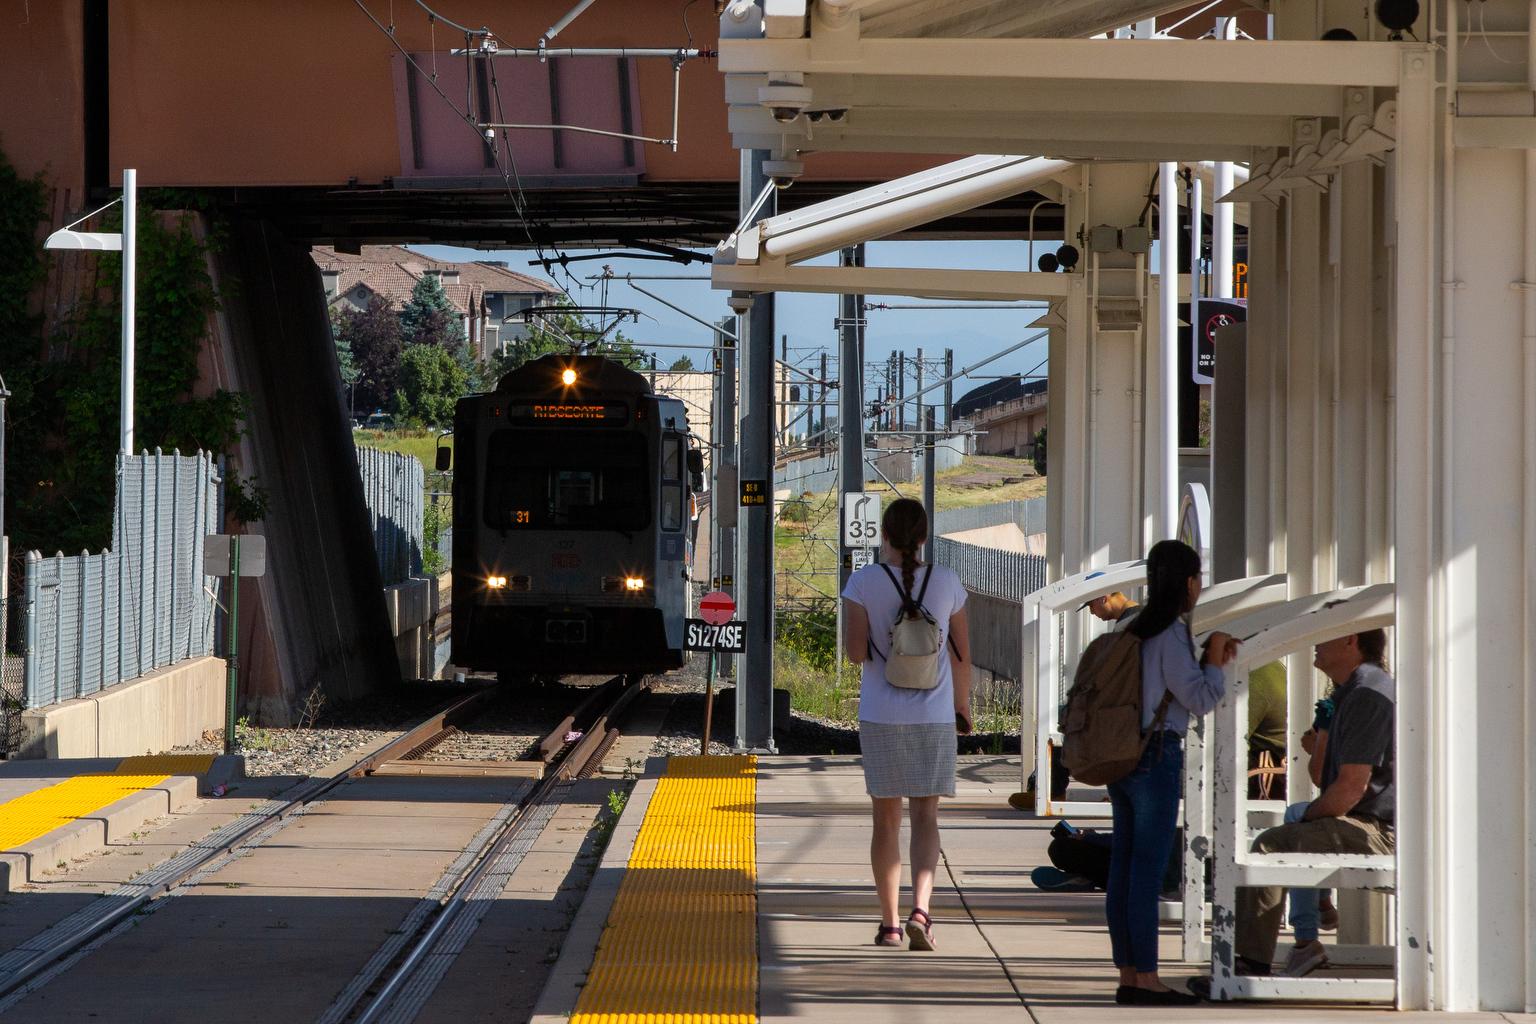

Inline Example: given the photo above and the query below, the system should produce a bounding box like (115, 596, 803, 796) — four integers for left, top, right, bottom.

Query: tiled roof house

(312, 245, 563, 361)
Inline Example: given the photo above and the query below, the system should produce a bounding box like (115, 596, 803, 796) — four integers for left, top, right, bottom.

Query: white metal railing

(1207, 584, 1397, 1002)
(1024, 568, 1288, 819)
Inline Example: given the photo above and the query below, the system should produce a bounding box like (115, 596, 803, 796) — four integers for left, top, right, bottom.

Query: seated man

(1192, 627, 1394, 994)
(1246, 661, 1288, 800)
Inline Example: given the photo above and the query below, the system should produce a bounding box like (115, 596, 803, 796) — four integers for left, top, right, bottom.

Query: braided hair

(881, 498, 928, 618)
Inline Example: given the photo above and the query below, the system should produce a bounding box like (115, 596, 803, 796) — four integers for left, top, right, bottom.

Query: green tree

(1032, 426, 1047, 477)
(489, 303, 644, 381)
(668, 355, 695, 372)
(395, 343, 467, 427)
(0, 152, 249, 552)
(400, 273, 466, 354)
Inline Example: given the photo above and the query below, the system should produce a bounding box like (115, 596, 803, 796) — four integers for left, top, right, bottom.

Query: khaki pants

(1235, 816, 1395, 966)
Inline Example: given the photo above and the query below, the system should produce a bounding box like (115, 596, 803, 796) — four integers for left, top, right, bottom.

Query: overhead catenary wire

(350, 0, 587, 294)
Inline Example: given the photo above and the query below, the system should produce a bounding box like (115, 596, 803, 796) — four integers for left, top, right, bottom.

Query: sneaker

(1282, 939, 1329, 977)
(1031, 866, 1096, 892)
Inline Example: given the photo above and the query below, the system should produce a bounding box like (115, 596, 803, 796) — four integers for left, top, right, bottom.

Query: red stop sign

(699, 590, 736, 625)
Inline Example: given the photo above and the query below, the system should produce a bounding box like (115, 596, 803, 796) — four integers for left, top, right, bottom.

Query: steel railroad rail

(0, 678, 644, 1008)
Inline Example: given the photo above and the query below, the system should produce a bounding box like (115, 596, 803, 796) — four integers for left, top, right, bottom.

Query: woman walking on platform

(1108, 539, 1234, 1006)
(842, 498, 972, 952)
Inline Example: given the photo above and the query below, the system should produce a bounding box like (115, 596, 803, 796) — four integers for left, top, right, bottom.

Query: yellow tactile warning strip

(572, 754, 758, 1024)
(0, 753, 216, 851)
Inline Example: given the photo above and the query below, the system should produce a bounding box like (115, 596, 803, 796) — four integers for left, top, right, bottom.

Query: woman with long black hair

(1108, 539, 1235, 1006)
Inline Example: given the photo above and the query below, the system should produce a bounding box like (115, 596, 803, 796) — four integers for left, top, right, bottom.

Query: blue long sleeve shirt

(1139, 619, 1226, 731)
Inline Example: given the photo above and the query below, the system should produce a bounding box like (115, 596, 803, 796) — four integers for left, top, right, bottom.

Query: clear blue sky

(412, 240, 1052, 407)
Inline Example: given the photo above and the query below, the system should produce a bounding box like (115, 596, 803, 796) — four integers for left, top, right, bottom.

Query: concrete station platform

(535, 754, 1536, 1024)
(0, 753, 243, 893)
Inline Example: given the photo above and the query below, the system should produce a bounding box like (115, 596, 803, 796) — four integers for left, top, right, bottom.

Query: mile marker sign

(699, 590, 736, 625)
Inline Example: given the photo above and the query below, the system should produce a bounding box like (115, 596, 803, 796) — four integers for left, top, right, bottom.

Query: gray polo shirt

(1321, 661, 1396, 825)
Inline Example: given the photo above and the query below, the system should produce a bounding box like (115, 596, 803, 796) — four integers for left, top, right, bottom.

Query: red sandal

(906, 908, 935, 951)
(874, 925, 904, 947)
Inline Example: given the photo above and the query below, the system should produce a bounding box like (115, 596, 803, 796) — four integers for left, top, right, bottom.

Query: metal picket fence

(934, 497, 1046, 538)
(356, 446, 424, 585)
(20, 451, 223, 710)
(933, 536, 1047, 602)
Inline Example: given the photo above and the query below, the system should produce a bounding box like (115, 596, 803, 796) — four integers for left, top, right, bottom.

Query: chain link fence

(356, 446, 424, 586)
(16, 451, 222, 713)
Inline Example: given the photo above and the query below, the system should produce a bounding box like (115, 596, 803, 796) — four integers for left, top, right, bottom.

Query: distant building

(312, 245, 563, 361)
(954, 376, 1047, 459)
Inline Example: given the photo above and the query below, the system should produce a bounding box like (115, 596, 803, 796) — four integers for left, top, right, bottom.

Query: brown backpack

(1059, 629, 1171, 785)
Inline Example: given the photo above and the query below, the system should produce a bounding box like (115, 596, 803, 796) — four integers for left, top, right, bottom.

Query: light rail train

(444, 354, 702, 680)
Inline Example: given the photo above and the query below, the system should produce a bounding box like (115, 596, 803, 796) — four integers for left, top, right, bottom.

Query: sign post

(693, 590, 740, 754)
(204, 534, 267, 755)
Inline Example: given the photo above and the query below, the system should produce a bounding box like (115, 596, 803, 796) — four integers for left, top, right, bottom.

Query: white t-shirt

(841, 562, 968, 725)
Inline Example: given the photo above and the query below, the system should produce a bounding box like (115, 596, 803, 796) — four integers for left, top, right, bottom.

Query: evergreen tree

(333, 296, 403, 414)
(400, 273, 466, 354)
(668, 355, 695, 372)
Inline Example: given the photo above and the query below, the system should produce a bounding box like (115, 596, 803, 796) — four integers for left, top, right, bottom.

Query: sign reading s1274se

(685, 619, 747, 654)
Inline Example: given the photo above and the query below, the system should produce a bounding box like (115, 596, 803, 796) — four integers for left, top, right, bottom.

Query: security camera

(727, 291, 755, 314)
(764, 157, 804, 189)
(758, 82, 812, 124)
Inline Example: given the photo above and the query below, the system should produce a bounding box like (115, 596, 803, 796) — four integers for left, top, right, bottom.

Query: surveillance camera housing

(759, 83, 813, 124)
(763, 157, 804, 189)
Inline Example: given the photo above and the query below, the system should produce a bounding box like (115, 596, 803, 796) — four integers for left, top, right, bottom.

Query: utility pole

(819, 350, 829, 456)
(944, 348, 954, 429)
(836, 245, 866, 700)
(923, 407, 936, 562)
(736, 150, 775, 751)
(780, 334, 789, 445)
(897, 351, 906, 431)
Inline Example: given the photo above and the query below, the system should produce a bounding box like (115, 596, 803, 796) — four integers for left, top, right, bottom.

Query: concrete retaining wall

(385, 577, 440, 681)
(18, 655, 227, 759)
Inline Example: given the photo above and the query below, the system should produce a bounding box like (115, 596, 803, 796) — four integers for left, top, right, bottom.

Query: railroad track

(0, 676, 650, 1014)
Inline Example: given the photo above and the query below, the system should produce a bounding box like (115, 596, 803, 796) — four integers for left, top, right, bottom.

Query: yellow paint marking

(0, 754, 216, 851)
(572, 754, 757, 1024)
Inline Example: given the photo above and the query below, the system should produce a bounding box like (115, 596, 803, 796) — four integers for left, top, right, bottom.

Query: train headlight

(487, 575, 508, 589)
(560, 368, 577, 386)
(624, 576, 646, 591)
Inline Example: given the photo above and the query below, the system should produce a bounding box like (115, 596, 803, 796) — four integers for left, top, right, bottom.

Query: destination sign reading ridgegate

(506, 402, 628, 425)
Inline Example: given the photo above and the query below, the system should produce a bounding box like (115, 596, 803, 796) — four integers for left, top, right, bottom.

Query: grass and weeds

(774, 604, 1025, 743)
(773, 455, 1047, 601)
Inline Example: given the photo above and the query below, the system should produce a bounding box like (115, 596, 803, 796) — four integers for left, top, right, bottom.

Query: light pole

(43, 168, 136, 455)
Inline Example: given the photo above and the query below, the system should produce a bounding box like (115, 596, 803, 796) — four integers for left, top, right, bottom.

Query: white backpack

(871, 565, 944, 690)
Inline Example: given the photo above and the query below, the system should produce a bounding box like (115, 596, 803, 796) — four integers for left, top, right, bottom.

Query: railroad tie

(572, 754, 757, 1024)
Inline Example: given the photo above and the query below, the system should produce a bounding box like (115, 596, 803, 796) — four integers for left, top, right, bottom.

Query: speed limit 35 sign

(842, 493, 881, 548)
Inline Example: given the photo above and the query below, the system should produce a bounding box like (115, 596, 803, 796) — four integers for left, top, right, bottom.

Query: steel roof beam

(719, 37, 1405, 88)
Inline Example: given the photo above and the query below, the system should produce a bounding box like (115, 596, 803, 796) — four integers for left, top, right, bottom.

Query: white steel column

(1243, 153, 1283, 577)
(1284, 172, 1324, 801)
(1158, 162, 1179, 538)
(1393, 48, 1435, 1012)
(1334, 89, 1380, 587)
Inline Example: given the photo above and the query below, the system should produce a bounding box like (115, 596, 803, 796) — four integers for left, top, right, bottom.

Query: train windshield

(482, 429, 649, 531)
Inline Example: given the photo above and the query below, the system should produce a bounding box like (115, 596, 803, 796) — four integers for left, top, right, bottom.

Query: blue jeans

(1284, 801, 1327, 942)
(1105, 732, 1183, 972)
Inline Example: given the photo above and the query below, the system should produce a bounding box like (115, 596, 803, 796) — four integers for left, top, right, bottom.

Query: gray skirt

(858, 720, 957, 798)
